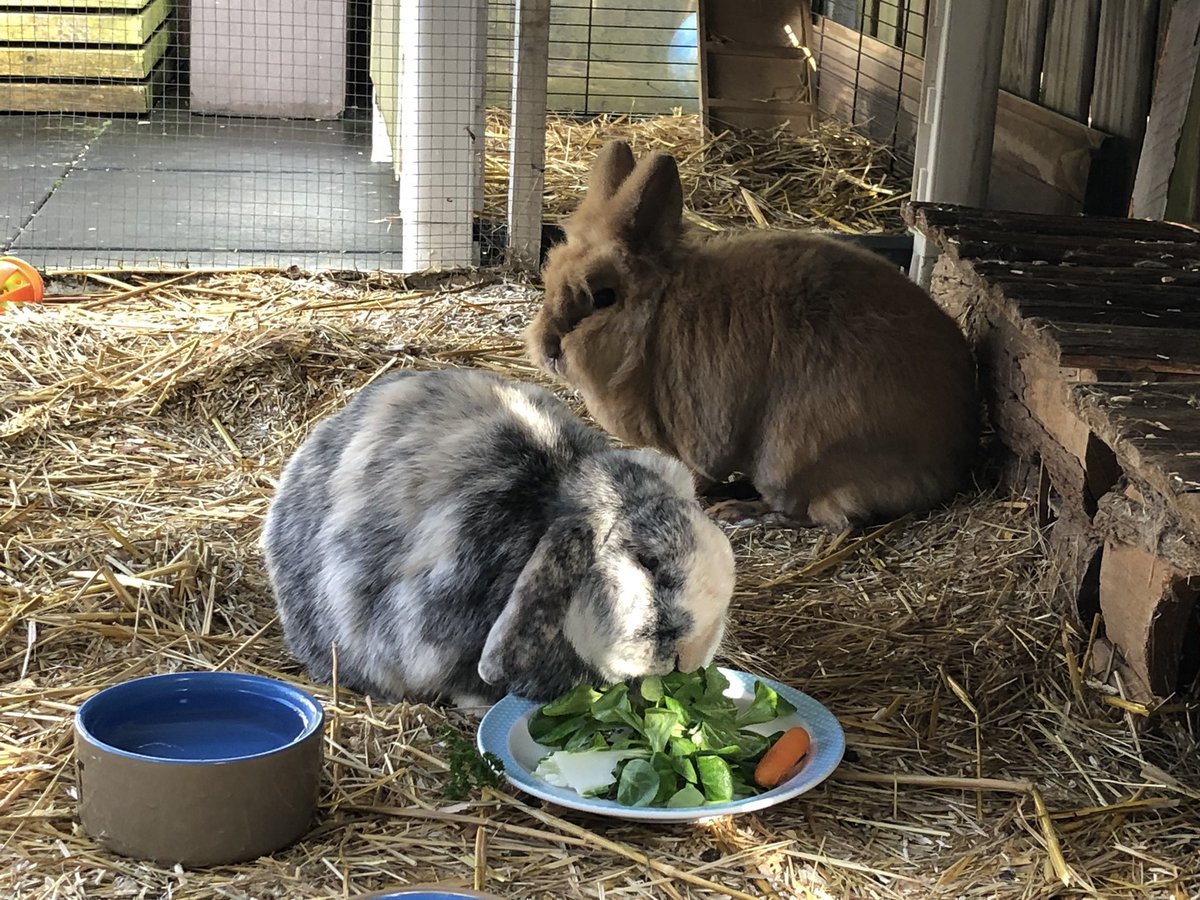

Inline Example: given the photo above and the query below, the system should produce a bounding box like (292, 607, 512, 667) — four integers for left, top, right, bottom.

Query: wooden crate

(697, 0, 815, 135)
(0, 0, 173, 114)
(907, 201, 1200, 703)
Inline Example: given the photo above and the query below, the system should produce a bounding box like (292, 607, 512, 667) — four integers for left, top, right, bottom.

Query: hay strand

(1, 269, 1199, 898)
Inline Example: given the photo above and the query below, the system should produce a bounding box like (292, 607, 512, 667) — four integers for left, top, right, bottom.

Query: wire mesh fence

(1, 0, 703, 274)
(1, 2, 924, 274)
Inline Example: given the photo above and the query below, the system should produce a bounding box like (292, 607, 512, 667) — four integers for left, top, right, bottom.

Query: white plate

(476, 667, 845, 823)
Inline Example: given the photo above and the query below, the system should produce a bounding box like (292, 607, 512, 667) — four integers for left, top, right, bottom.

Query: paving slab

(0, 167, 68, 249)
(13, 168, 402, 254)
(0, 115, 107, 169)
(78, 116, 377, 173)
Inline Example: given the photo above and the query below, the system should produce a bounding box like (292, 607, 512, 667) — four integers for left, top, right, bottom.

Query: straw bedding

(483, 110, 910, 235)
(2, 267, 1198, 900)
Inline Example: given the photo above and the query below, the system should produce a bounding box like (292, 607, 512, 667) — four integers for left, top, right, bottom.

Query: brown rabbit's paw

(706, 499, 816, 530)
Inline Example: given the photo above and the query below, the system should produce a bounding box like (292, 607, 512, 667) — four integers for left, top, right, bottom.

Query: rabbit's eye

(591, 287, 618, 309)
(637, 552, 660, 574)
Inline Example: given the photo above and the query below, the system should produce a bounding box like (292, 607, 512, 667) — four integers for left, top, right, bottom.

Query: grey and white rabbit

(260, 367, 735, 707)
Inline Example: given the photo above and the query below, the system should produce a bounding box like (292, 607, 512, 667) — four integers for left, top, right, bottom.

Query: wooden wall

(487, 0, 700, 114)
(813, 0, 1167, 216)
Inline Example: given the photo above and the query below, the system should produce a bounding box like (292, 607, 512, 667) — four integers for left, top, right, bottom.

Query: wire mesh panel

(0, 0, 701, 274)
(811, 0, 927, 171)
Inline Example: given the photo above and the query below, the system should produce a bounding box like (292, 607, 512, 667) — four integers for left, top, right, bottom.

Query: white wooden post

(506, 0, 552, 270)
(399, 0, 486, 270)
(908, 0, 1008, 287)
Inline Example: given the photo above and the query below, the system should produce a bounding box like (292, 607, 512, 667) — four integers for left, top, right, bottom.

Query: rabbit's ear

(478, 516, 595, 686)
(584, 140, 637, 206)
(612, 151, 683, 248)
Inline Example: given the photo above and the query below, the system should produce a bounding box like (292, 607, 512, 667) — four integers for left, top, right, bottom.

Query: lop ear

(611, 151, 683, 249)
(478, 516, 595, 686)
(625, 448, 697, 501)
(584, 140, 636, 206)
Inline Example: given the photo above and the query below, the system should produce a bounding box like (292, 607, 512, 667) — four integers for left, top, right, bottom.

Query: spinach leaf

(639, 675, 664, 703)
(541, 683, 602, 717)
(643, 707, 682, 754)
(696, 755, 735, 803)
(529, 712, 589, 746)
(616, 758, 660, 807)
(667, 785, 707, 808)
(735, 679, 798, 726)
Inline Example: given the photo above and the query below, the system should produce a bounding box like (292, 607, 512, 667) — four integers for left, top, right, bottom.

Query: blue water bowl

(353, 890, 503, 900)
(74, 671, 325, 867)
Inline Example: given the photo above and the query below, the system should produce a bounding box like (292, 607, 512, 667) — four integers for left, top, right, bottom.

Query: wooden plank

(0, 23, 169, 78)
(974, 261, 1200, 288)
(987, 89, 1110, 215)
(908, 200, 1200, 240)
(1001, 0, 1049, 98)
(701, 0, 812, 134)
(507, 0, 551, 271)
(1165, 55, 1200, 223)
(1131, 0, 1200, 218)
(1051, 321, 1200, 374)
(0, 0, 168, 43)
(1039, 0, 1101, 121)
(0, 0, 147, 7)
(0, 59, 167, 112)
(1091, 0, 1161, 142)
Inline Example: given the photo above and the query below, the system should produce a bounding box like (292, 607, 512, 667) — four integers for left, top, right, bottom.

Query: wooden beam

(1040, 0, 1102, 121)
(1131, 0, 1200, 219)
(506, 0, 551, 271)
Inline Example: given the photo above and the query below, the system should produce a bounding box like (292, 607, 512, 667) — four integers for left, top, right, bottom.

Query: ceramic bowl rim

(75, 670, 325, 766)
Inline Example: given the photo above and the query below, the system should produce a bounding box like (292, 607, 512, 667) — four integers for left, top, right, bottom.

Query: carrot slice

(754, 726, 812, 788)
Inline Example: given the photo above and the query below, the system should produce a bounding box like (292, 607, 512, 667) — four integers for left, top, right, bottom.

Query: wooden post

(398, 0, 485, 271)
(506, 0, 551, 271)
(908, 0, 1008, 288)
(472, 0, 490, 228)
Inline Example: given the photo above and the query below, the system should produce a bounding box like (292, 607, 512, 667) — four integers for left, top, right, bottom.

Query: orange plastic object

(1, 256, 45, 307)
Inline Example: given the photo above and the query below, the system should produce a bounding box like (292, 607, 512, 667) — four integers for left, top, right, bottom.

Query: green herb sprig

(441, 726, 505, 801)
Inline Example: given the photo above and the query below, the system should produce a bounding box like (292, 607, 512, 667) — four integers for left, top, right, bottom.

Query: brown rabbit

(524, 140, 980, 530)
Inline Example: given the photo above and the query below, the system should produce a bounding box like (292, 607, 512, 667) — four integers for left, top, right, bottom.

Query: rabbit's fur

(526, 140, 980, 530)
(260, 368, 734, 707)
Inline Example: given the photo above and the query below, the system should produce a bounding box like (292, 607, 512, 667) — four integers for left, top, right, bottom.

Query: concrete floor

(1, 111, 404, 271)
